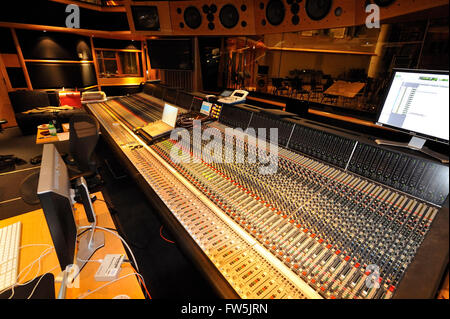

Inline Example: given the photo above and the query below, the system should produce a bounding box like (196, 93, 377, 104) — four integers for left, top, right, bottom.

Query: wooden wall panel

(354, 0, 450, 25)
(0, 56, 17, 127)
(0, 54, 20, 68)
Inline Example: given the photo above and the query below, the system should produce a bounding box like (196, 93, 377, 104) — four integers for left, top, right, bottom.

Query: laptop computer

(141, 103, 179, 138)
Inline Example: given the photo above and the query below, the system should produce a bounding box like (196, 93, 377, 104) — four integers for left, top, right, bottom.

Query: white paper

(58, 132, 70, 141)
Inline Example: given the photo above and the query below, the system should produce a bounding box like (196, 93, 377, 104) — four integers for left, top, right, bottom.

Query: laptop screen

(162, 103, 179, 127)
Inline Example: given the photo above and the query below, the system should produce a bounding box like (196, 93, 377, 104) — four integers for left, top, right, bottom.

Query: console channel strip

(149, 121, 441, 299)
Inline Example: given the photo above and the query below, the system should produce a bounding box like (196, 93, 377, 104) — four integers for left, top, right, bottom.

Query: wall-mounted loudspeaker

(256, 75, 269, 93)
(305, 0, 333, 21)
(126, 2, 172, 34)
(169, 0, 255, 35)
(255, 0, 356, 34)
(131, 6, 160, 31)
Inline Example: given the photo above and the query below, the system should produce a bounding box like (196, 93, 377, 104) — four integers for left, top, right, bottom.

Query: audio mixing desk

(86, 99, 449, 299)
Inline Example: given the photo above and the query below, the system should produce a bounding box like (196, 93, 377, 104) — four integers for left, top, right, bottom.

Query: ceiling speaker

(266, 0, 286, 26)
(305, 0, 333, 21)
(131, 6, 160, 31)
(219, 4, 240, 29)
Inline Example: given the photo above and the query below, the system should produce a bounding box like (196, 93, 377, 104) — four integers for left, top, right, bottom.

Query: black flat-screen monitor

(147, 39, 193, 71)
(377, 69, 449, 144)
(176, 91, 193, 110)
(164, 88, 178, 105)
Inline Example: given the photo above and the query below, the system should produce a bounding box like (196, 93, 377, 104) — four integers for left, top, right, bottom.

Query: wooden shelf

(25, 59, 94, 64)
(267, 46, 377, 56)
(308, 108, 395, 131)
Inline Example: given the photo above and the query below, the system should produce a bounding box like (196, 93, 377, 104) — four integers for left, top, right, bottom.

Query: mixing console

(87, 96, 448, 299)
(150, 121, 442, 299)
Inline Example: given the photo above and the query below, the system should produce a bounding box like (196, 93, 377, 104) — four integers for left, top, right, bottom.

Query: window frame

(95, 48, 142, 78)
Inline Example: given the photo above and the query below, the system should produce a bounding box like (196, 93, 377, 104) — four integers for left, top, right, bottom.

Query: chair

(308, 78, 324, 102)
(68, 114, 101, 184)
(271, 78, 289, 96)
(292, 78, 310, 100)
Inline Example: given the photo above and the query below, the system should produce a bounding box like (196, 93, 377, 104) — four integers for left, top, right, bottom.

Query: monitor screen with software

(377, 69, 449, 144)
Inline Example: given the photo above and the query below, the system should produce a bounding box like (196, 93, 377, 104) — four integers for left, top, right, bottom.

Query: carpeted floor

(0, 167, 42, 220)
(0, 127, 43, 218)
(0, 127, 43, 171)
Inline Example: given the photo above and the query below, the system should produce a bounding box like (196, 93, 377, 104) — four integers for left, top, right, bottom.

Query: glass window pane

(97, 59, 105, 74)
(102, 51, 116, 58)
(104, 60, 118, 75)
(119, 52, 139, 75)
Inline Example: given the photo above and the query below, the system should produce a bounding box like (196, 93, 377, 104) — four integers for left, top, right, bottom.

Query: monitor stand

(56, 228, 104, 299)
(76, 224, 105, 272)
(375, 136, 449, 164)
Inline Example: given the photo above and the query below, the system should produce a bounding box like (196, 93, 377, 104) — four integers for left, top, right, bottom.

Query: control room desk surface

(0, 192, 145, 299)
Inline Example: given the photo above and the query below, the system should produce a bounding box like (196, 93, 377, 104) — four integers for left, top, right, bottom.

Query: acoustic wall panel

(26, 63, 96, 89)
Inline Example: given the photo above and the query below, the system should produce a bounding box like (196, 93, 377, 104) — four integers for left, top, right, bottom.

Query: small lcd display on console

(200, 101, 212, 116)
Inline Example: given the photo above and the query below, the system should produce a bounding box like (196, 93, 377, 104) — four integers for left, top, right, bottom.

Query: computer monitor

(37, 144, 77, 271)
(375, 69, 449, 163)
(176, 91, 193, 110)
(37, 144, 104, 274)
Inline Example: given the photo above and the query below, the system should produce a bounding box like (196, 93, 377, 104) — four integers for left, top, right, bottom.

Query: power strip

(94, 254, 125, 282)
